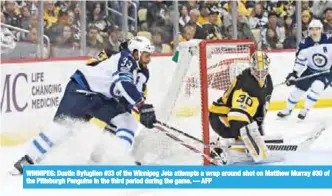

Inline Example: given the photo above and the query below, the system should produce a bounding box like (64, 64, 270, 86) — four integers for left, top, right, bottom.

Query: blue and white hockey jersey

(72, 49, 145, 108)
(294, 33, 332, 75)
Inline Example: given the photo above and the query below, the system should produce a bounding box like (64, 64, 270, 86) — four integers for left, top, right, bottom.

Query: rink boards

(1, 51, 332, 146)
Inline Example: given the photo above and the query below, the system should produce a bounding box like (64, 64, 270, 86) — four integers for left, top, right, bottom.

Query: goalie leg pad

(240, 122, 269, 163)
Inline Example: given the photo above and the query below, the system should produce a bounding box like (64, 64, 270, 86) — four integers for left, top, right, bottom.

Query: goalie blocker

(209, 51, 273, 163)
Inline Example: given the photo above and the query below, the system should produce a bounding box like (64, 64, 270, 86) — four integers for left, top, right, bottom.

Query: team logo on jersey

(312, 53, 327, 67)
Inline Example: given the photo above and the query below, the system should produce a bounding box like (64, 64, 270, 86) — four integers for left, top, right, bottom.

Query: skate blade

(9, 168, 22, 176)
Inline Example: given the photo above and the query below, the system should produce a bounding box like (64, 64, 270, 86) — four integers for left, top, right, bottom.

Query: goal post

(133, 39, 255, 165)
(199, 39, 255, 165)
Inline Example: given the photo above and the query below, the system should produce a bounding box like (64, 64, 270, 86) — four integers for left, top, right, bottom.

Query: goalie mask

(250, 51, 271, 87)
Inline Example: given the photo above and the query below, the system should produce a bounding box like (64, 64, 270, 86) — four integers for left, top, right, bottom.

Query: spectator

(313, 0, 332, 19)
(224, 14, 255, 40)
(20, 13, 38, 42)
(203, 6, 222, 40)
(86, 25, 104, 50)
(179, 25, 195, 42)
(146, 0, 168, 28)
(67, 10, 80, 42)
(72, 2, 81, 20)
(186, 0, 199, 11)
(284, 15, 295, 38)
(249, 2, 268, 29)
(1, 11, 16, 52)
(104, 25, 122, 52)
(179, 5, 190, 30)
(56, 1, 74, 13)
(55, 25, 79, 48)
(88, 3, 103, 23)
(223, 0, 249, 17)
(283, 27, 297, 49)
(20, 6, 31, 30)
(302, 10, 312, 37)
(323, 8, 332, 33)
(43, 1, 60, 29)
(151, 28, 164, 53)
(187, 9, 206, 39)
(302, 0, 313, 13)
(265, 12, 285, 45)
(161, 5, 177, 44)
(3, 1, 21, 27)
(263, 28, 281, 50)
(27, 27, 38, 44)
(198, 4, 209, 25)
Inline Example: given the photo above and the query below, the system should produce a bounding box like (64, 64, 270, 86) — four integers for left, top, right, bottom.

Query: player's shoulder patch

(322, 33, 332, 43)
(299, 36, 314, 49)
(118, 50, 137, 72)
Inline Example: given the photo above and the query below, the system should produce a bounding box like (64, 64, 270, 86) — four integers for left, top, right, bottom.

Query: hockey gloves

(139, 104, 156, 129)
(285, 71, 299, 86)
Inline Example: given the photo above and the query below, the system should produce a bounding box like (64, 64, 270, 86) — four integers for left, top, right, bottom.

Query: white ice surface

(1, 109, 332, 196)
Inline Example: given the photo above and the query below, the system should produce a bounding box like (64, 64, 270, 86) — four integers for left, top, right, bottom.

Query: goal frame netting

(134, 39, 255, 165)
(196, 39, 255, 165)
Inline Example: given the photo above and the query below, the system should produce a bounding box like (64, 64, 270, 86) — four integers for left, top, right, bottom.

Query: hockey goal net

(133, 39, 255, 165)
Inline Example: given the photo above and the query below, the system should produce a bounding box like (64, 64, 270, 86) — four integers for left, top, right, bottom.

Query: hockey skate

(298, 108, 309, 120)
(210, 138, 229, 165)
(277, 109, 292, 118)
(210, 147, 227, 165)
(10, 155, 34, 175)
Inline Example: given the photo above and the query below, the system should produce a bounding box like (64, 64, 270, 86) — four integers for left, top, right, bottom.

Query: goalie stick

(229, 121, 328, 152)
(274, 69, 331, 88)
(156, 120, 284, 146)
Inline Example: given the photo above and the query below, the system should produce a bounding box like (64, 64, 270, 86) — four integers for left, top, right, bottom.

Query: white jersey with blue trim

(294, 33, 332, 75)
(77, 49, 143, 107)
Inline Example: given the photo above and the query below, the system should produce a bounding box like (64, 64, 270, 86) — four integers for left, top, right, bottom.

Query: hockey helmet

(250, 51, 271, 87)
(128, 36, 154, 59)
(308, 19, 323, 42)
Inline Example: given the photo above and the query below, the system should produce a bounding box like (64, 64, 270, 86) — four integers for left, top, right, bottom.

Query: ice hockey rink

(1, 108, 332, 196)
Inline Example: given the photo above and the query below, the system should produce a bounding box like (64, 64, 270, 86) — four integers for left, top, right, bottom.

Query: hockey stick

(156, 120, 283, 145)
(230, 121, 328, 152)
(153, 124, 222, 165)
(156, 120, 207, 145)
(274, 69, 331, 88)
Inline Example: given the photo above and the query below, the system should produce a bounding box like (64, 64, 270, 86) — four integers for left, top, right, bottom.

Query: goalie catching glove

(138, 104, 156, 128)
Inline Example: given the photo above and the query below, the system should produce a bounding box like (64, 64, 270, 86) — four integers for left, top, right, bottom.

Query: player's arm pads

(293, 53, 308, 75)
(112, 80, 144, 109)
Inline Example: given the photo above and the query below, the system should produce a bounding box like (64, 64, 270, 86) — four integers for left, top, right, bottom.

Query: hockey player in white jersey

(11, 36, 156, 174)
(278, 19, 332, 119)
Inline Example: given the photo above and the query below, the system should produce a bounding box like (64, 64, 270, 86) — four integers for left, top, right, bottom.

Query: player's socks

(299, 81, 325, 119)
(277, 87, 305, 118)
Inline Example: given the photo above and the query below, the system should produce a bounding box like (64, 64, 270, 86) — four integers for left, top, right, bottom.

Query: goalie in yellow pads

(209, 51, 273, 163)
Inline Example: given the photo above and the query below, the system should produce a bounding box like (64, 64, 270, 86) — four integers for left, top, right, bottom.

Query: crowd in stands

(1, 0, 332, 59)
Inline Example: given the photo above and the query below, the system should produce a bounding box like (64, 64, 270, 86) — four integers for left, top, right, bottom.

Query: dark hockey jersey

(209, 68, 273, 129)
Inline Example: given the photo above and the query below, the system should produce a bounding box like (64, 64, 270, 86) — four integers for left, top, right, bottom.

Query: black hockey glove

(139, 104, 156, 129)
(285, 71, 299, 86)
